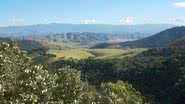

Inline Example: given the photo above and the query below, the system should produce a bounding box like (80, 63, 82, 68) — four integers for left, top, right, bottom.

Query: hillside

(0, 37, 48, 54)
(93, 26, 185, 48)
(16, 40, 49, 53)
(170, 37, 185, 47)
(61, 38, 185, 104)
(48, 38, 185, 104)
(120, 41, 185, 104)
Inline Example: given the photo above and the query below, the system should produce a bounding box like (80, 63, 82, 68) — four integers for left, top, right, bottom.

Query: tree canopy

(0, 42, 144, 104)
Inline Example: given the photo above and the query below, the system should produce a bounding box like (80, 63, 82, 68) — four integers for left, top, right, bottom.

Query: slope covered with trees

(0, 37, 48, 54)
(51, 38, 185, 104)
(0, 42, 144, 104)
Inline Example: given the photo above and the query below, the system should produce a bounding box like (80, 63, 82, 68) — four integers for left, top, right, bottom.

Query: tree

(0, 42, 54, 103)
(98, 81, 144, 104)
(52, 67, 83, 103)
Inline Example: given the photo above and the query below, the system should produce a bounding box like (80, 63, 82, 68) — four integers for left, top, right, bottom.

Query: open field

(88, 48, 147, 59)
(47, 48, 147, 60)
(88, 49, 124, 56)
(47, 49, 94, 60)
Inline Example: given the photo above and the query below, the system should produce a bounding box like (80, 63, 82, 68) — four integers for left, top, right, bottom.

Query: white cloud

(119, 17, 134, 24)
(174, 2, 185, 8)
(81, 19, 96, 24)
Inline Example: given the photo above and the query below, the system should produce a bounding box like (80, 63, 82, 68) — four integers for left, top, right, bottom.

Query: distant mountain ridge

(0, 24, 175, 36)
(93, 26, 185, 48)
(170, 37, 185, 47)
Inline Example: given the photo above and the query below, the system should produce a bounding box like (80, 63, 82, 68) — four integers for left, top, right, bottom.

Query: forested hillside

(50, 38, 185, 104)
(0, 42, 145, 104)
(0, 37, 48, 54)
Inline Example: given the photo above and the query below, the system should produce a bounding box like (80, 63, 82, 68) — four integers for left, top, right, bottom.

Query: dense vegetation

(93, 26, 185, 48)
(0, 42, 144, 104)
(50, 38, 185, 104)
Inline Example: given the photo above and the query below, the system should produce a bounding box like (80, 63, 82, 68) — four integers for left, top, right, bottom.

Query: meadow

(47, 48, 147, 60)
(47, 49, 94, 60)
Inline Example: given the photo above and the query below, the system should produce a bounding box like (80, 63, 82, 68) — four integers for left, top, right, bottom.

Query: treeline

(50, 44, 185, 104)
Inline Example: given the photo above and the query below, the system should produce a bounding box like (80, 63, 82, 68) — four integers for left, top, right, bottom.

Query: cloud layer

(174, 2, 185, 8)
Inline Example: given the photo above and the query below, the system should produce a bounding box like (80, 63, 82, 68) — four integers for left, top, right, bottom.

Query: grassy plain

(47, 48, 147, 60)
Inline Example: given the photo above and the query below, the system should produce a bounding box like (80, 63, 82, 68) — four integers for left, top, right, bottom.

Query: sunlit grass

(47, 49, 94, 59)
(88, 48, 147, 59)
(47, 48, 147, 60)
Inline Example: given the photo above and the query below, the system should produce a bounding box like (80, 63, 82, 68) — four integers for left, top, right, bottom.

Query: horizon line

(0, 23, 178, 28)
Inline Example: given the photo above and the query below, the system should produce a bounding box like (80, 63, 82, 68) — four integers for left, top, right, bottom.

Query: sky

(0, 0, 185, 26)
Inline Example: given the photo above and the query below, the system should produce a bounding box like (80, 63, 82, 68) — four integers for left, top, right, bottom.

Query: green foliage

(15, 65, 54, 103)
(100, 46, 185, 104)
(99, 81, 144, 104)
(17, 40, 49, 54)
(78, 83, 97, 104)
(0, 42, 144, 104)
(0, 42, 53, 103)
(52, 68, 83, 103)
(79, 58, 118, 85)
(53, 43, 185, 104)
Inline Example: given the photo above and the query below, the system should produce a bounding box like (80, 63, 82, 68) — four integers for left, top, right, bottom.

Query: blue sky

(0, 0, 185, 26)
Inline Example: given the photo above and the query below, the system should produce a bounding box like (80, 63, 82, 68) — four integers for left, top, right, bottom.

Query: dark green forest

(49, 37, 185, 104)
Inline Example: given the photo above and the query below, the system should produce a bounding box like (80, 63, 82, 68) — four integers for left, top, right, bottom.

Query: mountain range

(0, 24, 175, 37)
(93, 26, 185, 48)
